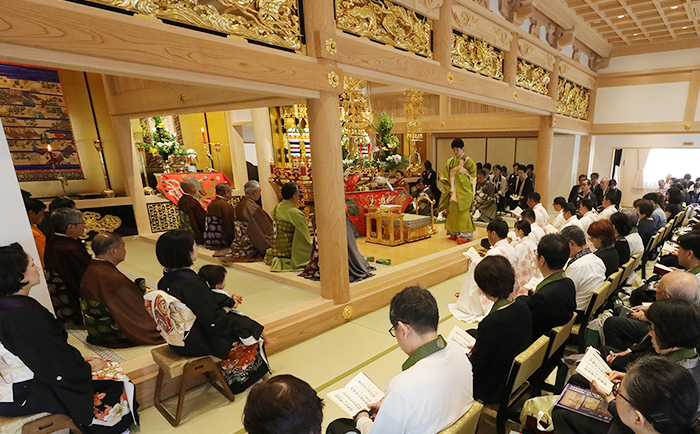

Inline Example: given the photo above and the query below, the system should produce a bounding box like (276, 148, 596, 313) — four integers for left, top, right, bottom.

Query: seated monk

(44, 208, 91, 324)
(264, 182, 312, 272)
(80, 232, 164, 347)
(177, 179, 206, 244)
(202, 183, 236, 249)
(219, 180, 272, 263)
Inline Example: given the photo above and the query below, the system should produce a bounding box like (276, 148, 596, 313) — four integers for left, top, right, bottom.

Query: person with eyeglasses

(554, 356, 700, 434)
(326, 286, 473, 434)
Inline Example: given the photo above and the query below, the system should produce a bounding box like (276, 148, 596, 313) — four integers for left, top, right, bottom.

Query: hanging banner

(0, 63, 84, 182)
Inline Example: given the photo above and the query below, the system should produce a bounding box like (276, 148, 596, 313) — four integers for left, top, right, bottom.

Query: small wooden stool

(151, 346, 235, 426)
(0, 413, 80, 434)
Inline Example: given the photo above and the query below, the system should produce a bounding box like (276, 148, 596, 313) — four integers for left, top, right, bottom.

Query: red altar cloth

(345, 188, 413, 236)
(156, 172, 232, 208)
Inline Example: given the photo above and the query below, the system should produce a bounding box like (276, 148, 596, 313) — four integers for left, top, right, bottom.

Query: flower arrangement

(136, 116, 187, 159)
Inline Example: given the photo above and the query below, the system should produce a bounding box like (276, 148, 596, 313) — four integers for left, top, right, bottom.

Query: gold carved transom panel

(451, 32, 504, 81)
(516, 59, 550, 96)
(556, 78, 590, 120)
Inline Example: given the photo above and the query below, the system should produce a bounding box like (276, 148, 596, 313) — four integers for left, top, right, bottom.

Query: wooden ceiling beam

(581, 0, 630, 44)
(650, 0, 677, 39)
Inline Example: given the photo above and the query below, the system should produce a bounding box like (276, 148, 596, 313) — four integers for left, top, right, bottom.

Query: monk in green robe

(439, 138, 477, 243)
(264, 182, 312, 272)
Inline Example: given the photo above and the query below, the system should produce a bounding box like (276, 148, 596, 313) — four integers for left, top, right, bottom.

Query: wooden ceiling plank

(582, 0, 630, 44)
(650, 0, 677, 39)
(617, 0, 651, 42)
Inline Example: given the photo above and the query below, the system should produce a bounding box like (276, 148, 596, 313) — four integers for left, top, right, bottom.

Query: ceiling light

(671, 5, 679, 9)
(634, 33, 638, 35)
(618, 14, 625, 18)
(683, 26, 688, 29)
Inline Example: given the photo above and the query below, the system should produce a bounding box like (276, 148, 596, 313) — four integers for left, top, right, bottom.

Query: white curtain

(633, 148, 650, 189)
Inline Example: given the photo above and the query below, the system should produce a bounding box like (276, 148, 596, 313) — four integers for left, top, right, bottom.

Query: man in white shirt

(527, 193, 549, 229)
(578, 199, 598, 236)
(329, 287, 474, 434)
(597, 192, 618, 221)
(521, 209, 545, 243)
(560, 203, 582, 231)
(551, 197, 567, 231)
(484, 218, 517, 265)
(560, 226, 606, 310)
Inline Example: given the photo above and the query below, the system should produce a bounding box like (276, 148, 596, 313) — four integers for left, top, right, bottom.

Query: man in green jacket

(264, 182, 312, 272)
(439, 138, 477, 244)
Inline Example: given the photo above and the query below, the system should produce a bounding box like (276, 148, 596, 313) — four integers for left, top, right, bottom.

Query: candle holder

(47, 146, 68, 196)
(213, 143, 222, 172)
(93, 140, 115, 198)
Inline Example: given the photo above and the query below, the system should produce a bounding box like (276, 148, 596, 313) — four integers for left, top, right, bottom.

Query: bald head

(91, 232, 126, 265)
(180, 180, 197, 195)
(657, 271, 700, 304)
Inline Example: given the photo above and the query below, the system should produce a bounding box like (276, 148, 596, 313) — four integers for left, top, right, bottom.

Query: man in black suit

(567, 174, 588, 204)
(508, 164, 533, 210)
(521, 234, 576, 340)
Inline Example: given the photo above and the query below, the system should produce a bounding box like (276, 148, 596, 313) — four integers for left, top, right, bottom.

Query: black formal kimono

(0, 295, 137, 433)
(44, 234, 92, 324)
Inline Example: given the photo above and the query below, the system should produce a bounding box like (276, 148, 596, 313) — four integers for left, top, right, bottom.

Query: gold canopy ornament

(339, 77, 372, 158)
(516, 59, 550, 96)
(81, 0, 304, 51)
(451, 32, 504, 81)
(556, 78, 590, 120)
(335, 0, 433, 58)
(404, 89, 424, 143)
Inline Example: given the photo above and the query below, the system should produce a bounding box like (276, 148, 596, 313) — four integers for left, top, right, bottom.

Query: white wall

(599, 48, 700, 74)
(548, 135, 578, 209)
(593, 134, 700, 207)
(594, 82, 689, 123)
(0, 121, 54, 312)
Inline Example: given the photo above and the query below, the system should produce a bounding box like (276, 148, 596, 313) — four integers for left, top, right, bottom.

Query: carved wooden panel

(559, 60, 596, 89)
(452, 2, 513, 51)
(390, 0, 444, 20)
(517, 39, 555, 71)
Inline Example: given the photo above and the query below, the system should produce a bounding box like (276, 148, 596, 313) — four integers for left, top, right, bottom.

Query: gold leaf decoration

(81, 211, 122, 239)
(335, 0, 433, 58)
(516, 59, 550, 96)
(339, 76, 372, 142)
(326, 38, 338, 55)
(327, 71, 340, 88)
(556, 78, 590, 120)
(447, 72, 454, 84)
(81, 0, 303, 51)
(451, 32, 504, 81)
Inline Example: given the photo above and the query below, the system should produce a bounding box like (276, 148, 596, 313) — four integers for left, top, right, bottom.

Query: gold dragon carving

(81, 0, 303, 51)
(451, 32, 504, 81)
(516, 59, 550, 96)
(80, 211, 122, 239)
(556, 78, 590, 120)
(336, 0, 433, 58)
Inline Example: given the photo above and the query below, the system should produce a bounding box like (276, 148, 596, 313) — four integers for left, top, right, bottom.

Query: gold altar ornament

(447, 72, 454, 84)
(325, 38, 338, 55)
(327, 71, 340, 88)
(451, 32, 504, 81)
(513, 91, 518, 99)
(81, 0, 303, 51)
(516, 59, 550, 96)
(339, 77, 372, 146)
(556, 78, 590, 120)
(80, 211, 122, 239)
(404, 89, 424, 143)
(335, 0, 433, 58)
(342, 305, 354, 320)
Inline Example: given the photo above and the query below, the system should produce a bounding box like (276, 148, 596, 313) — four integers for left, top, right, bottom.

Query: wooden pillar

(503, 34, 519, 87)
(224, 112, 249, 196)
(307, 92, 350, 304)
(111, 116, 151, 235)
(433, 0, 454, 67)
(577, 135, 592, 177)
(549, 58, 560, 104)
(252, 108, 277, 215)
(303, 0, 336, 58)
(535, 116, 554, 205)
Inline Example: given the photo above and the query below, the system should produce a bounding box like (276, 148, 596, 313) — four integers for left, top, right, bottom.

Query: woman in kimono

(156, 230, 269, 393)
(0, 243, 137, 433)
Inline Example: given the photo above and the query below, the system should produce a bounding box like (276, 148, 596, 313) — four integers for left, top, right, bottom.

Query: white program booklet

(447, 325, 476, 352)
(462, 247, 482, 264)
(575, 347, 614, 395)
(327, 372, 385, 417)
(511, 206, 523, 216)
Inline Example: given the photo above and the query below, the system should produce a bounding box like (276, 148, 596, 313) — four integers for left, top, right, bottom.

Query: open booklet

(575, 347, 614, 395)
(446, 325, 476, 352)
(555, 383, 613, 423)
(327, 372, 385, 417)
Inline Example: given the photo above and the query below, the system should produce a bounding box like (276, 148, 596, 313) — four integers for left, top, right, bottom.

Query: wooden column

(303, 0, 336, 58)
(577, 135, 592, 177)
(548, 58, 560, 104)
(433, 0, 454, 67)
(252, 108, 278, 215)
(503, 34, 519, 87)
(111, 116, 151, 235)
(308, 92, 350, 304)
(535, 115, 554, 205)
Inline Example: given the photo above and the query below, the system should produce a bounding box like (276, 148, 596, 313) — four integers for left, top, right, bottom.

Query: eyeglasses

(612, 382, 630, 404)
(388, 324, 397, 337)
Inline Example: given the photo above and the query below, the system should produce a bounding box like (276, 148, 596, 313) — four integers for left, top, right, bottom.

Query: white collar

(494, 238, 509, 247)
